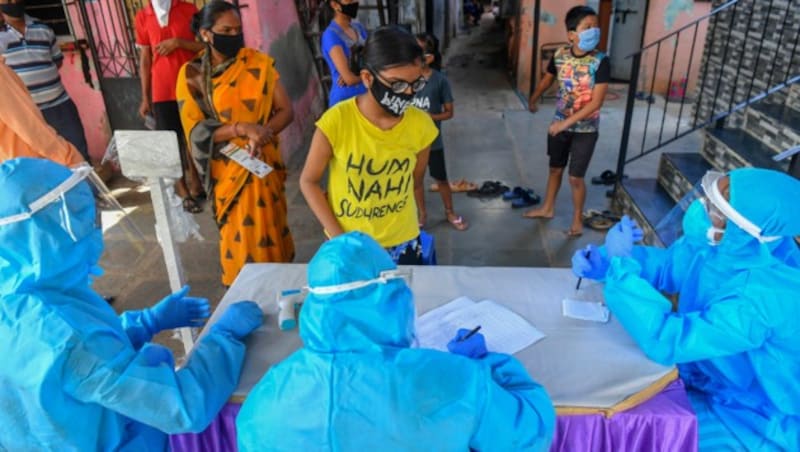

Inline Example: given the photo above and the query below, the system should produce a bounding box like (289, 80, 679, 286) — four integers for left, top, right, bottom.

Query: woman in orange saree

(177, 1, 294, 286)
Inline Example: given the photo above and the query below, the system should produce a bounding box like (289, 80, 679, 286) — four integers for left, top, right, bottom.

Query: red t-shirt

(135, 2, 198, 102)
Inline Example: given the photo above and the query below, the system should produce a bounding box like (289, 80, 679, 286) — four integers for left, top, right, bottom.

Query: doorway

(607, 0, 647, 81)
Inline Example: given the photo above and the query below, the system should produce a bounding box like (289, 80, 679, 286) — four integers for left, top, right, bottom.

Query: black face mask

(337, 1, 359, 19)
(1, 2, 25, 19)
(211, 32, 244, 59)
(370, 76, 414, 117)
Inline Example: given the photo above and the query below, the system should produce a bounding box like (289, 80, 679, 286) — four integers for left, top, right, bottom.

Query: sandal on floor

(467, 180, 509, 198)
(511, 189, 541, 208)
(446, 211, 469, 231)
(451, 179, 479, 192)
(183, 196, 203, 214)
(502, 186, 525, 201)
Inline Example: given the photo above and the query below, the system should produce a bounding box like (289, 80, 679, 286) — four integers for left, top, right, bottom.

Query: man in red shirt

(135, 0, 205, 212)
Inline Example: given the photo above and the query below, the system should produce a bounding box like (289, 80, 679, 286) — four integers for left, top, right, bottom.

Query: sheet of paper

(416, 297, 545, 355)
(562, 298, 610, 323)
(415, 296, 476, 351)
(220, 143, 274, 178)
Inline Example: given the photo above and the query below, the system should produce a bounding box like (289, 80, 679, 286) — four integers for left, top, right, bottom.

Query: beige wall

(517, 0, 710, 98)
(640, 0, 711, 96)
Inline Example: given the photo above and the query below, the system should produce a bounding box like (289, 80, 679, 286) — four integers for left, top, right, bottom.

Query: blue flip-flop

(502, 186, 525, 201)
(511, 189, 541, 208)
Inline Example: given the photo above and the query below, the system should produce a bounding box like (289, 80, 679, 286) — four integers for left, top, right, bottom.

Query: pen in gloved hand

(458, 325, 482, 342)
(576, 248, 591, 292)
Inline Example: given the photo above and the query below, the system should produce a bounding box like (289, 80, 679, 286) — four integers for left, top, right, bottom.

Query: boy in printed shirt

(524, 5, 609, 237)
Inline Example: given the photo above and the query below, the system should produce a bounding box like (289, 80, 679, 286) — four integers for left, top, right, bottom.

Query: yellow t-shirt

(316, 97, 439, 247)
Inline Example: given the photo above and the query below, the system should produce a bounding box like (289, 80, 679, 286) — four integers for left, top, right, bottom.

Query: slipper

(446, 211, 469, 231)
(591, 170, 628, 186)
(467, 180, 508, 198)
(450, 179, 479, 192)
(511, 189, 541, 208)
(583, 214, 614, 231)
(430, 179, 479, 193)
(182, 196, 203, 214)
(502, 186, 525, 201)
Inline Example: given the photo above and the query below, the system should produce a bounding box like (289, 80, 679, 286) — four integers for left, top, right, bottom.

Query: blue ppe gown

(603, 168, 800, 450)
(0, 158, 248, 451)
(237, 231, 555, 451)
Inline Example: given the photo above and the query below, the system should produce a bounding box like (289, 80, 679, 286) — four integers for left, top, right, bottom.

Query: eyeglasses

(368, 65, 427, 94)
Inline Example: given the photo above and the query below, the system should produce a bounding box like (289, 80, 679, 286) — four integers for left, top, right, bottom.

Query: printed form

(415, 297, 545, 355)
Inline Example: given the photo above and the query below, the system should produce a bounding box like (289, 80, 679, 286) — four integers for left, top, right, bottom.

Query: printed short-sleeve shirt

(0, 15, 68, 108)
(547, 46, 610, 133)
(316, 98, 438, 247)
(411, 69, 452, 150)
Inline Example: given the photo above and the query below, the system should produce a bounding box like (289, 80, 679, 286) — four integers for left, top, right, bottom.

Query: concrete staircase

(616, 83, 798, 247)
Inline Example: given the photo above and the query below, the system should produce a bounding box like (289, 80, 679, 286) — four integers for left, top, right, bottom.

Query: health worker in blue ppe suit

(573, 168, 800, 451)
(237, 231, 555, 451)
(0, 157, 264, 451)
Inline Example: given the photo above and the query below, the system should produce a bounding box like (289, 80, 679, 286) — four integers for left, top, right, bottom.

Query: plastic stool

(420, 231, 437, 265)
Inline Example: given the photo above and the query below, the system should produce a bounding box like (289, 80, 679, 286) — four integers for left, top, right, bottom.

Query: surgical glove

(143, 285, 211, 333)
(140, 343, 175, 368)
(605, 215, 644, 258)
(211, 301, 264, 340)
(571, 244, 609, 280)
(447, 328, 488, 359)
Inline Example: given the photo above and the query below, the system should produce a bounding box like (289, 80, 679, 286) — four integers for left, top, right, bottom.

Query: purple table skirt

(170, 380, 697, 452)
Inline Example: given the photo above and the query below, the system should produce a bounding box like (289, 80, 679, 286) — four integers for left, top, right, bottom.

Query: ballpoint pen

(458, 325, 482, 342)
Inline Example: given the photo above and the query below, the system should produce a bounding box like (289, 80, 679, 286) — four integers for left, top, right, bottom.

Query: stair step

(703, 127, 789, 172)
(744, 102, 800, 153)
(787, 83, 800, 113)
(616, 178, 677, 247)
(657, 152, 712, 203)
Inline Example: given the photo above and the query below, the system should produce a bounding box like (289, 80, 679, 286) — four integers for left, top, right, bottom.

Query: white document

(220, 143, 274, 178)
(416, 297, 545, 355)
(562, 298, 610, 323)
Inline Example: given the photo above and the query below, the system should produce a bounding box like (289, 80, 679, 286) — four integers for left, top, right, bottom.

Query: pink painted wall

(242, 1, 325, 164)
(58, 49, 111, 163)
(641, 0, 711, 96)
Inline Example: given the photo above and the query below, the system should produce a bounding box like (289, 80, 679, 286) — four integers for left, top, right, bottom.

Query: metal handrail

(615, 0, 799, 188)
(774, 145, 800, 162)
(632, 0, 738, 57)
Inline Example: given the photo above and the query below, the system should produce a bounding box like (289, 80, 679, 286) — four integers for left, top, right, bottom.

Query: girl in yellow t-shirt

(300, 26, 438, 264)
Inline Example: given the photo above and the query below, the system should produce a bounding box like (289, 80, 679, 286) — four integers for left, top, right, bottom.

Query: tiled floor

(96, 17, 702, 353)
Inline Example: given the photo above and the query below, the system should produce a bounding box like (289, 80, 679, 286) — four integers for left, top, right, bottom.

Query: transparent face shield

(0, 164, 97, 239)
(0, 163, 145, 261)
(654, 170, 780, 245)
(701, 170, 780, 243)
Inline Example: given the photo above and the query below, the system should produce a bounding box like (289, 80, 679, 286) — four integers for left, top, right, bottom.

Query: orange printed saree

(177, 48, 294, 286)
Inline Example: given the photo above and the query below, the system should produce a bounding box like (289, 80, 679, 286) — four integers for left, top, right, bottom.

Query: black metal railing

(615, 0, 800, 184)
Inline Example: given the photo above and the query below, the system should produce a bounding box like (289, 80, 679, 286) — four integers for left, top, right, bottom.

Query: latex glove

(144, 285, 210, 333)
(447, 328, 488, 359)
(605, 215, 644, 258)
(211, 301, 264, 339)
(140, 343, 175, 368)
(571, 244, 609, 280)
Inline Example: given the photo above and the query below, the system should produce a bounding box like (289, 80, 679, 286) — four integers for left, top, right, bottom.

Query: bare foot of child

(566, 221, 583, 238)
(522, 207, 554, 219)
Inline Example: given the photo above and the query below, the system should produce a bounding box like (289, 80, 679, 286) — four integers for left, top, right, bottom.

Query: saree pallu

(177, 48, 294, 286)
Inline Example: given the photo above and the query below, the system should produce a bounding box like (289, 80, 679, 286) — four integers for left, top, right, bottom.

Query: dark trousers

(41, 98, 91, 163)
